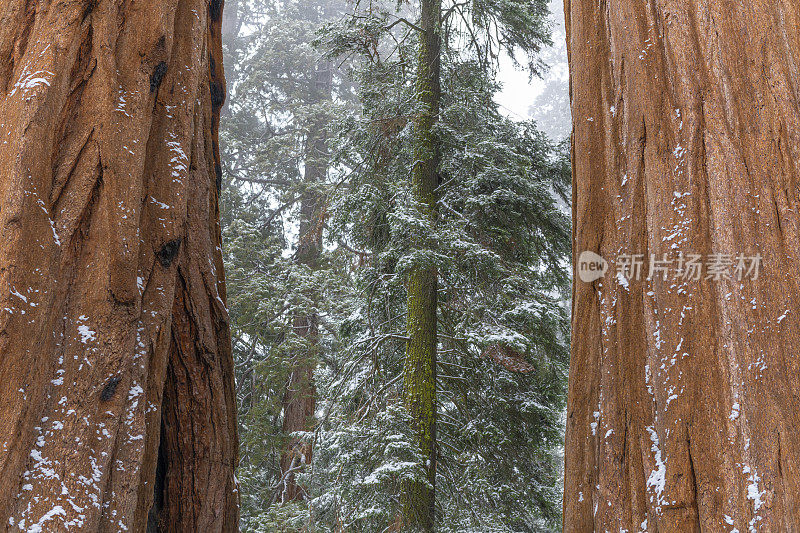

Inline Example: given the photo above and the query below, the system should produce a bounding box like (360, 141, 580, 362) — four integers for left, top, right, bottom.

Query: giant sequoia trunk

(278, 64, 331, 503)
(565, 0, 800, 530)
(0, 0, 238, 531)
(400, 0, 440, 529)
(277, 193, 321, 504)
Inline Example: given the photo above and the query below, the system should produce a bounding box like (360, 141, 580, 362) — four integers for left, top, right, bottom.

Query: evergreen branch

(385, 16, 425, 34)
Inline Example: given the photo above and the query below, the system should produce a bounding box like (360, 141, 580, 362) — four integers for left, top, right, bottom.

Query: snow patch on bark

(645, 426, 666, 508)
(76, 316, 96, 344)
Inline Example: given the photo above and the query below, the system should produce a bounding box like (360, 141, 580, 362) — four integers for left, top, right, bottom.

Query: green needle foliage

(220, 0, 571, 531)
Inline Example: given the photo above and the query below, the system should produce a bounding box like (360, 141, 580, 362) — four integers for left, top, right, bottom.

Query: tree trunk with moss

(565, 0, 800, 530)
(278, 64, 331, 503)
(0, 0, 238, 531)
(400, 0, 440, 530)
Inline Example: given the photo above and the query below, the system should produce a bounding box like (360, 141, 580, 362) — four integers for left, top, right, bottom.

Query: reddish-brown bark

(278, 348, 316, 503)
(565, 0, 800, 531)
(277, 98, 328, 503)
(0, 0, 238, 531)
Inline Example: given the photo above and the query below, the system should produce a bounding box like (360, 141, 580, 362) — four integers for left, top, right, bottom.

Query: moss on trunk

(400, 0, 441, 529)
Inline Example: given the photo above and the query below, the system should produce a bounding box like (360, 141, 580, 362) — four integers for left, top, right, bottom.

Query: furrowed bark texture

(401, 0, 440, 529)
(0, 0, 238, 531)
(565, 0, 800, 531)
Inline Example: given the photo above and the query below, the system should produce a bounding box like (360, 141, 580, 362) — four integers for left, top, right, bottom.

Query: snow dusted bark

(0, 0, 238, 531)
(565, 0, 800, 530)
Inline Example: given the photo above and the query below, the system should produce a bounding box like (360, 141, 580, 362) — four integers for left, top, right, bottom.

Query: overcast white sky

(495, 0, 570, 140)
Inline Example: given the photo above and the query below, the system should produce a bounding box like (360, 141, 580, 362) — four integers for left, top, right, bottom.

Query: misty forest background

(219, 0, 572, 530)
